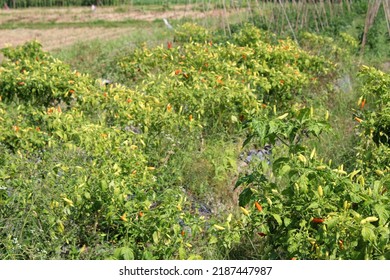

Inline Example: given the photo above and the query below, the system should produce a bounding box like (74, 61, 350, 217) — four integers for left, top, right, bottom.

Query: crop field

(0, 0, 389, 260)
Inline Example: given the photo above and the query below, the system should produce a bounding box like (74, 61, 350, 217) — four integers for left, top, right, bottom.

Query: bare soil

(0, 27, 138, 51)
(0, 6, 227, 51)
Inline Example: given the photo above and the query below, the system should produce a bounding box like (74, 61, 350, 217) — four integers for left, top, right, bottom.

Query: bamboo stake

(278, 0, 299, 45)
(301, 0, 309, 29)
(320, 0, 329, 27)
(246, 0, 254, 23)
(221, 0, 231, 36)
(295, 0, 303, 32)
(384, 0, 390, 37)
(346, 0, 351, 12)
(327, 0, 333, 18)
(361, 0, 382, 55)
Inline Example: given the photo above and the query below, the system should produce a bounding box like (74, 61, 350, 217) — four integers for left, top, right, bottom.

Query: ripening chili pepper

(175, 69, 182, 75)
(311, 218, 324, 224)
(120, 213, 128, 222)
(354, 116, 363, 123)
(167, 41, 173, 49)
(139, 211, 144, 217)
(254, 201, 263, 212)
(338, 239, 344, 250)
(360, 99, 366, 109)
(189, 114, 193, 121)
(181, 230, 185, 237)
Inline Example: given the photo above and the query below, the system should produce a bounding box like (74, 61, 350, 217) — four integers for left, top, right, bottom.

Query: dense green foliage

(0, 21, 389, 260)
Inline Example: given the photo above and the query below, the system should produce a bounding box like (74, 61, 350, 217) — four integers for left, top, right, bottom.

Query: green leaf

(235, 173, 257, 189)
(284, 217, 292, 227)
(187, 254, 203, 260)
(209, 235, 218, 244)
(242, 135, 253, 147)
(272, 213, 283, 226)
(279, 164, 291, 176)
(121, 247, 134, 260)
(361, 225, 377, 243)
(272, 157, 290, 171)
(374, 204, 389, 226)
(178, 246, 186, 260)
(152, 231, 159, 244)
(238, 187, 253, 207)
(307, 202, 320, 209)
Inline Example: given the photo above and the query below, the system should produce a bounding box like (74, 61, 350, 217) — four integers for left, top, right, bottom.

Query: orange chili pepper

(360, 99, 366, 109)
(254, 201, 263, 212)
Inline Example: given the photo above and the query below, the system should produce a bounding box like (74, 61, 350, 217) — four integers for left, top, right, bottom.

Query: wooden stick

(278, 0, 299, 44)
(383, 0, 390, 37)
(222, 0, 231, 36)
(361, 0, 382, 55)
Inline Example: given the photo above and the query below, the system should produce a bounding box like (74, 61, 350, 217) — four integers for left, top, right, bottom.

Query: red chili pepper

(311, 218, 324, 223)
(257, 232, 267, 237)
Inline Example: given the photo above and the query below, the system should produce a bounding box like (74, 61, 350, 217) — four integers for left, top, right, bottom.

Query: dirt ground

(0, 27, 139, 51)
(0, 5, 219, 24)
(0, 5, 227, 51)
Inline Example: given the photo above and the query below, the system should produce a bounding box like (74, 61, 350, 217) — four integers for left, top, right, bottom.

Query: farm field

(0, 1, 389, 260)
(0, 5, 234, 50)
